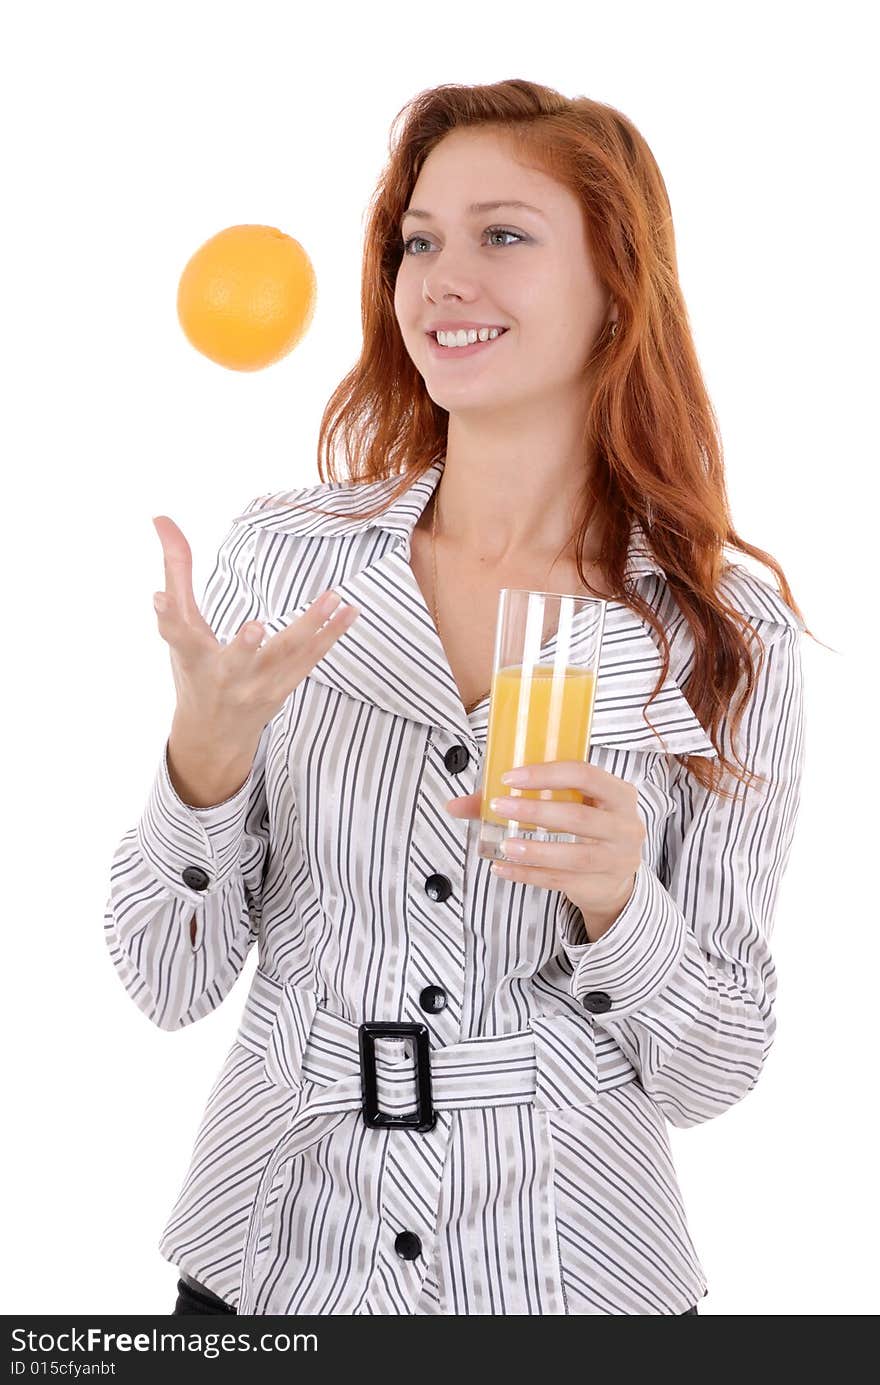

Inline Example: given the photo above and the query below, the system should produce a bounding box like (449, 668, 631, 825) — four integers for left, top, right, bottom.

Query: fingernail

(501, 769, 528, 785)
(153, 594, 167, 614)
(244, 624, 263, 645)
(501, 840, 526, 856)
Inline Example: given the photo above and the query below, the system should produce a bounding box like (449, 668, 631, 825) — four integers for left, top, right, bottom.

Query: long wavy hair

(290, 78, 821, 801)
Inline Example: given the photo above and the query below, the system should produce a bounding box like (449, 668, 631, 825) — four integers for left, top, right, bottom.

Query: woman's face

(394, 128, 614, 420)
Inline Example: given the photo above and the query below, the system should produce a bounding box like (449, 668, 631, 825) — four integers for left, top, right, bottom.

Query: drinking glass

(476, 588, 607, 861)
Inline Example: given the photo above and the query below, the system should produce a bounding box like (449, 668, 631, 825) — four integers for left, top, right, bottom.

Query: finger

(490, 857, 585, 889)
(151, 515, 206, 626)
(152, 586, 214, 657)
(495, 836, 613, 872)
(489, 857, 621, 893)
(444, 793, 482, 817)
(267, 589, 359, 664)
(488, 794, 613, 841)
(223, 615, 270, 665)
(307, 598, 361, 658)
(224, 590, 358, 674)
(500, 760, 627, 809)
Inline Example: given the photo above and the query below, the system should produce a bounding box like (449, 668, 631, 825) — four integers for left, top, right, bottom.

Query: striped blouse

(104, 458, 806, 1315)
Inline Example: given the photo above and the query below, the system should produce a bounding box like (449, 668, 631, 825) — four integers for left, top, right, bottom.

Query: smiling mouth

(426, 328, 511, 359)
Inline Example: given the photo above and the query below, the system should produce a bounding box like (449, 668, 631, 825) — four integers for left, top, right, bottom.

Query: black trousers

(172, 1272, 698, 1315)
(172, 1274, 236, 1315)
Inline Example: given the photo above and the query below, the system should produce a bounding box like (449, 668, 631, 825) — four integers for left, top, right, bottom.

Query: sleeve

(557, 601, 806, 1128)
(103, 497, 275, 1032)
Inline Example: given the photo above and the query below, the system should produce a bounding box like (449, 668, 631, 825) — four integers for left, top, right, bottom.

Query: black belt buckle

(358, 1021, 437, 1131)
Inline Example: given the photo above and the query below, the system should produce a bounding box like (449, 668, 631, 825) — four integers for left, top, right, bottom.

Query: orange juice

(482, 664, 597, 832)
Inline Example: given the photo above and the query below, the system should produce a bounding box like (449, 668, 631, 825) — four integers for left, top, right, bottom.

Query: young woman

(107, 79, 811, 1315)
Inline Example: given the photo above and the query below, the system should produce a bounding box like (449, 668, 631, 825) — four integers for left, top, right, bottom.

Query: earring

(609, 321, 618, 337)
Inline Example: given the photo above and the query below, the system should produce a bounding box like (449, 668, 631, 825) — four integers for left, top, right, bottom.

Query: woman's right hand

(151, 514, 360, 751)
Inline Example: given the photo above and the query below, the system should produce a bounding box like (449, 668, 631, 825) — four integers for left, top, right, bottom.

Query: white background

(2, 0, 875, 1316)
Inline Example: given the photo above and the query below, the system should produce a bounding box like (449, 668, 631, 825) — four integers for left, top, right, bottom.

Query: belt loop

(529, 1013, 600, 1113)
(264, 983, 320, 1090)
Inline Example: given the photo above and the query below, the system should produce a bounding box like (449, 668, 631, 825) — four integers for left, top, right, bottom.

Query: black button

(444, 743, 470, 773)
(419, 985, 447, 1014)
(394, 1230, 422, 1260)
(424, 873, 452, 903)
(581, 990, 612, 1014)
(182, 866, 210, 891)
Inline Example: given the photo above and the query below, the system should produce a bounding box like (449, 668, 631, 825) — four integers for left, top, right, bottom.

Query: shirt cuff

(557, 861, 690, 1017)
(135, 739, 257, 905)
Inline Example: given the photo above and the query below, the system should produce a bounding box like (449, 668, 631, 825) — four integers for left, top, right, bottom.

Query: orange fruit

(176, 224, 317, 371)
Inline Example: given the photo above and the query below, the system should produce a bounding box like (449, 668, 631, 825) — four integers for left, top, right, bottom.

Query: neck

(429, 474, 602, 572)
(431, 414, 599, 565)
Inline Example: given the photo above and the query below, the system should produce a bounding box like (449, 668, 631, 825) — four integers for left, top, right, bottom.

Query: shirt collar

(229, 459, 726, 753)
(233, 457, 667, 589)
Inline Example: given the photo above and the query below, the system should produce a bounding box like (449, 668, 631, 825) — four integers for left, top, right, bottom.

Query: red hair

(295, 78, 823, 800)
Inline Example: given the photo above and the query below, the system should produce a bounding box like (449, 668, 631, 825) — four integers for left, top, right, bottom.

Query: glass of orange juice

(476, 588, 606, 861)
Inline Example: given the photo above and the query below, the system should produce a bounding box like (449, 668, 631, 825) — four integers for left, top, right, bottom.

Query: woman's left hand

(443, 760, 646, 943)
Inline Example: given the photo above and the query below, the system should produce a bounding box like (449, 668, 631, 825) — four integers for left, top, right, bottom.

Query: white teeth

(435, 327, 506, 348)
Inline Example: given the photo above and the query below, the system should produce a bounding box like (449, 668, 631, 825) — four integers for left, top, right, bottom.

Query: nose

(421, 251, 484, 306)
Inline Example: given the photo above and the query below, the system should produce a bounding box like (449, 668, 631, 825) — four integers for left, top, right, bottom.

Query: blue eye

(401, 227, 525, 255)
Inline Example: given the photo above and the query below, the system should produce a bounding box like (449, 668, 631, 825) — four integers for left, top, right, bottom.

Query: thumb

(444, 791, 483, 818)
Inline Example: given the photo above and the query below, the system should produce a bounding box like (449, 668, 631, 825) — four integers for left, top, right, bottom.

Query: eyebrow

(400, 199, 546, 229)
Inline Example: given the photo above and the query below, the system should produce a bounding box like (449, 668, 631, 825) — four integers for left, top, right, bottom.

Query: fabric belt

(235, 967, 638, 1117)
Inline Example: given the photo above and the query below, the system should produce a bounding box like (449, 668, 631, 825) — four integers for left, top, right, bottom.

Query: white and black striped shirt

(104, 459, 806, 1314)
